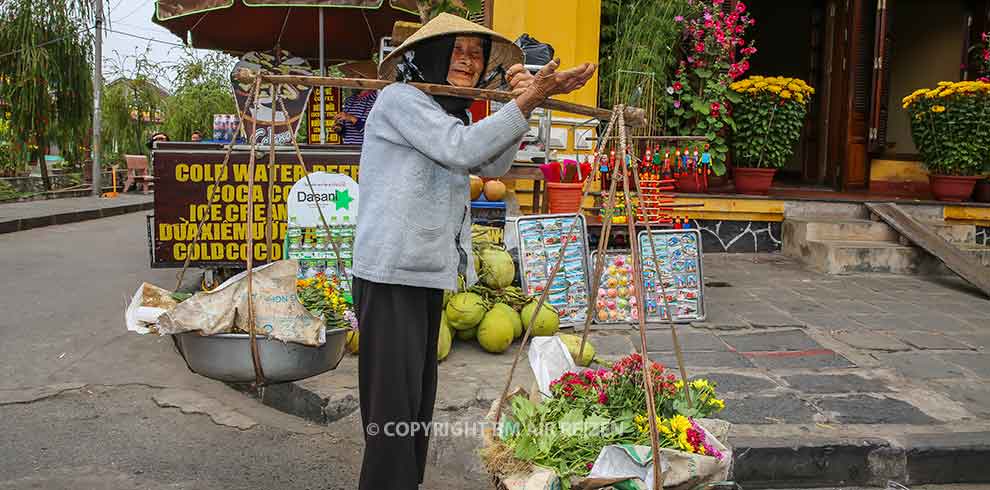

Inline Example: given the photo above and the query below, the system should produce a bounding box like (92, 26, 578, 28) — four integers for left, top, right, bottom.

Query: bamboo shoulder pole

(238, 73, 648, 128)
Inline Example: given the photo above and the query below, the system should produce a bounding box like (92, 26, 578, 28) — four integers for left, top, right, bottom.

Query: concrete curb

(249, 379, 990, 489)
(732, 432, 990, 488)
(0, 200, 153, 234)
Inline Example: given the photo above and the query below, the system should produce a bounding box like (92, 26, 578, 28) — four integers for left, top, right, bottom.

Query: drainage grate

(705, 281, 732, 288)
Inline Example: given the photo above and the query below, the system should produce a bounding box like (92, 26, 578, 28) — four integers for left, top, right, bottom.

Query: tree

(162, 50, 237, 142)
(102, 46, 167, 164)
(414, 0, 482, 23)
(0, 0, 97, 190)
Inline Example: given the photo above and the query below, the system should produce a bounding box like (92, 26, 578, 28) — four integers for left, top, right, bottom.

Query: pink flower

(695, 42, 706, 53)
(736, 1, 747, 12)
(597, 391, 608, 404)
(673, 100, 681, 109)
(713, 0, 724, 4)
(705, 19, 715, 29)
(735, 25, 745, 34)
(675, 15, 685, 22)
(703, 12, 713, 21)
(742, 46, 757, 56)
(586, 462, 594, 470)
(979, 76, 990, 82)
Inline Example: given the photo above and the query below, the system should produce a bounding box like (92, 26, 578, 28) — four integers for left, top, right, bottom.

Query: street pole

(319, 8, 326, 144)
(91, 0, 103, 196)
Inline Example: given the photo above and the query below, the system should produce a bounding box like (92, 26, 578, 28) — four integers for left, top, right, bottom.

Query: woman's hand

(515, 59, 596, 117)
(506, 64, 535, 96)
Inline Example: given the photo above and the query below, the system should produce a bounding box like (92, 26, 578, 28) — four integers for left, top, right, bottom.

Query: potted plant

(902, 80, 990, 201)
(728, 76, 814, 195)
(666, 0, 758, 186)
(972, 32, 990, 202)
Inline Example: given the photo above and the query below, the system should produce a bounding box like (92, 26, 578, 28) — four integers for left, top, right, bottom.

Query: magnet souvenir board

(638, 229, 706, 323)
(515, 214, 591, 326)
(590, 250, 640, 324)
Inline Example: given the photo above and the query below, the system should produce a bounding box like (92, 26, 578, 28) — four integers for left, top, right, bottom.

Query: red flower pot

(733, 167, 777, 195)
(973, 179, 990, 203)
(929, 175, 980, 202)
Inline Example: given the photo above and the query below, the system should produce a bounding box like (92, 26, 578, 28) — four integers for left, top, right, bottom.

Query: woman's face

(447, 36, 485, 88)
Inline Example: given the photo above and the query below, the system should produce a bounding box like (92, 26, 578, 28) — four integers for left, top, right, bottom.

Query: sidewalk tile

(782, 374, 890, 394)
(717, 394, 819, 424)
(651, 351, 754, 369)
(748, 351, 855, 370)
(720, 330, 822, 352)
(937, 352, 990, 378)
(817, 395, 936, 424)
(894, 332, 975, 351)
(873, 352, 966, 379)
(693, 373, 778, 393)
(636, 330, 728, 353)
(830, 331, 911, 352)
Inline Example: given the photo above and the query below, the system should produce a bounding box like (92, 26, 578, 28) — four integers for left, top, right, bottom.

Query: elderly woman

(352, 13, 594, 490)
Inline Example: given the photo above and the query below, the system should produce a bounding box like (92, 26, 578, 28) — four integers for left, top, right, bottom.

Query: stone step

(784, 218, 899, 242)
(795, 239, 932, 275)
(920, 220, 977, 245)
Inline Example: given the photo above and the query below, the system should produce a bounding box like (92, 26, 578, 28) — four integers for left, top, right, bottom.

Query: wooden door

(868, 0, 893, 154)
(841, 0, 874, 190)
(824, 0, 851, 187)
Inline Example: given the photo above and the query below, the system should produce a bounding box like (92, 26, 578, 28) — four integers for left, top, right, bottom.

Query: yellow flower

(754, 81, 768, 89)
(796, 93, 805, 104)
(925, 90, 940, 99)
(931, 105, 946, 113)
(747, 88, 759, 94)
(938, 81, 953, 87)
(674, 379, 685, 390)
(691, 379, 711, 390)
(780, 90, 793, 99)
(767, 85, 782, 94)
(940, 89, 956, 97)
(669, 415, 692, 434)
(750, 75, 765, 81)
(707, 398, 726, 410)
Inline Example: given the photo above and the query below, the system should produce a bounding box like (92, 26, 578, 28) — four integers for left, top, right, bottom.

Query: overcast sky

(102, 0, 211, 88)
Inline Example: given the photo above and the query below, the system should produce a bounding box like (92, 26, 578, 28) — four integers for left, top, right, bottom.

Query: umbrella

(153, 0, 421, 62)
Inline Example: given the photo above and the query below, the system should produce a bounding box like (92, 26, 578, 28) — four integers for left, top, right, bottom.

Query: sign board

(231, 50, 314, 146)
(285, 172, 358, 227)
(151, 148, 359, 268)
(307, 87, 343, 145)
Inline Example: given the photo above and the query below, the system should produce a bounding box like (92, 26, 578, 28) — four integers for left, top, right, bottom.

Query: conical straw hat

(378, 13, 523, 89)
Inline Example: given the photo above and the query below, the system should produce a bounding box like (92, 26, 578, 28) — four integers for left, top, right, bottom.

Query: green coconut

(519, 301, 560, 337)
(478, 246, 515, 289)
(489, 303, 523, 339)
(559, 334, 596, 367)
(477, 307, 516, 354)
(445, 292, 487, 331)
(455, 326, 477, 341)
(438, 313, 452, 362)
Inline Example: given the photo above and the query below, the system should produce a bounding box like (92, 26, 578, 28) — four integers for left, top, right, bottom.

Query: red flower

(673, 82, 683, 91)
(736, 1, 747, 12)
(741, 46, 757, 56)
(711, 102, 721, 111)
(695, 42, 706, 53)
(713, 0, 724, 4)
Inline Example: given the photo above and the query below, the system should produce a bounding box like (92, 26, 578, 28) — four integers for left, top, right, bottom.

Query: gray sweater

(352, 83, 530, 291)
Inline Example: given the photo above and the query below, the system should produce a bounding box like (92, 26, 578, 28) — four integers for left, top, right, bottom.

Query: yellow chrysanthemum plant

(296, 273, 358, 332)
(728, 76, 815, 169)
(901, 80, 990, 177)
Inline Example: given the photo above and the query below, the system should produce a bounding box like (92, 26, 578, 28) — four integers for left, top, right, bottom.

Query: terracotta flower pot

(733, 167, 777, 195)
(973, 179, 990, 203)
(929, 175, 980, 202)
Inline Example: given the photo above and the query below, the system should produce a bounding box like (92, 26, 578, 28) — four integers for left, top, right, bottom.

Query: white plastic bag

(528, 336, 578, 399)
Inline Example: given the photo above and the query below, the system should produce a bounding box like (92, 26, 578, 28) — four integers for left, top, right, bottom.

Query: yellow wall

(492, 0, 601, 109)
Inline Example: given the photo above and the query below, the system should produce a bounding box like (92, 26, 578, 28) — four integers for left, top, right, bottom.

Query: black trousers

(353, 277, 443, 490)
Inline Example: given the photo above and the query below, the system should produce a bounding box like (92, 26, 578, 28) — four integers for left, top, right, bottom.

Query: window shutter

(868, 0, 892, 152)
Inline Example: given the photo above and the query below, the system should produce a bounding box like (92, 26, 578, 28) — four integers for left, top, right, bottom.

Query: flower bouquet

(483, 353, 730, 490)
(297, 272, 360, 353)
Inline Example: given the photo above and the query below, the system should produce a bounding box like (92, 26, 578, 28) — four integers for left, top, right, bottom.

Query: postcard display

(638, 229, 706, 323)
(515, 214, 592, 326)
(284, 173, 359, 296)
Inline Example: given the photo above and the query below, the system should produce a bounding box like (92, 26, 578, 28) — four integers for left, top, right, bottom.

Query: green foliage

(162, 50, 238, 143)
(729, 76, 814, 169)
(0, 0, 96, 171)
(902, 81, 990, 176)
(599, 0, 689, 128)
(102, 47, 166, 162)
(416, 0, 483, 22)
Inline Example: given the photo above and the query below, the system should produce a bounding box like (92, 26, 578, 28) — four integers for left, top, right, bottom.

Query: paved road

(0, 213, 463, 489)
